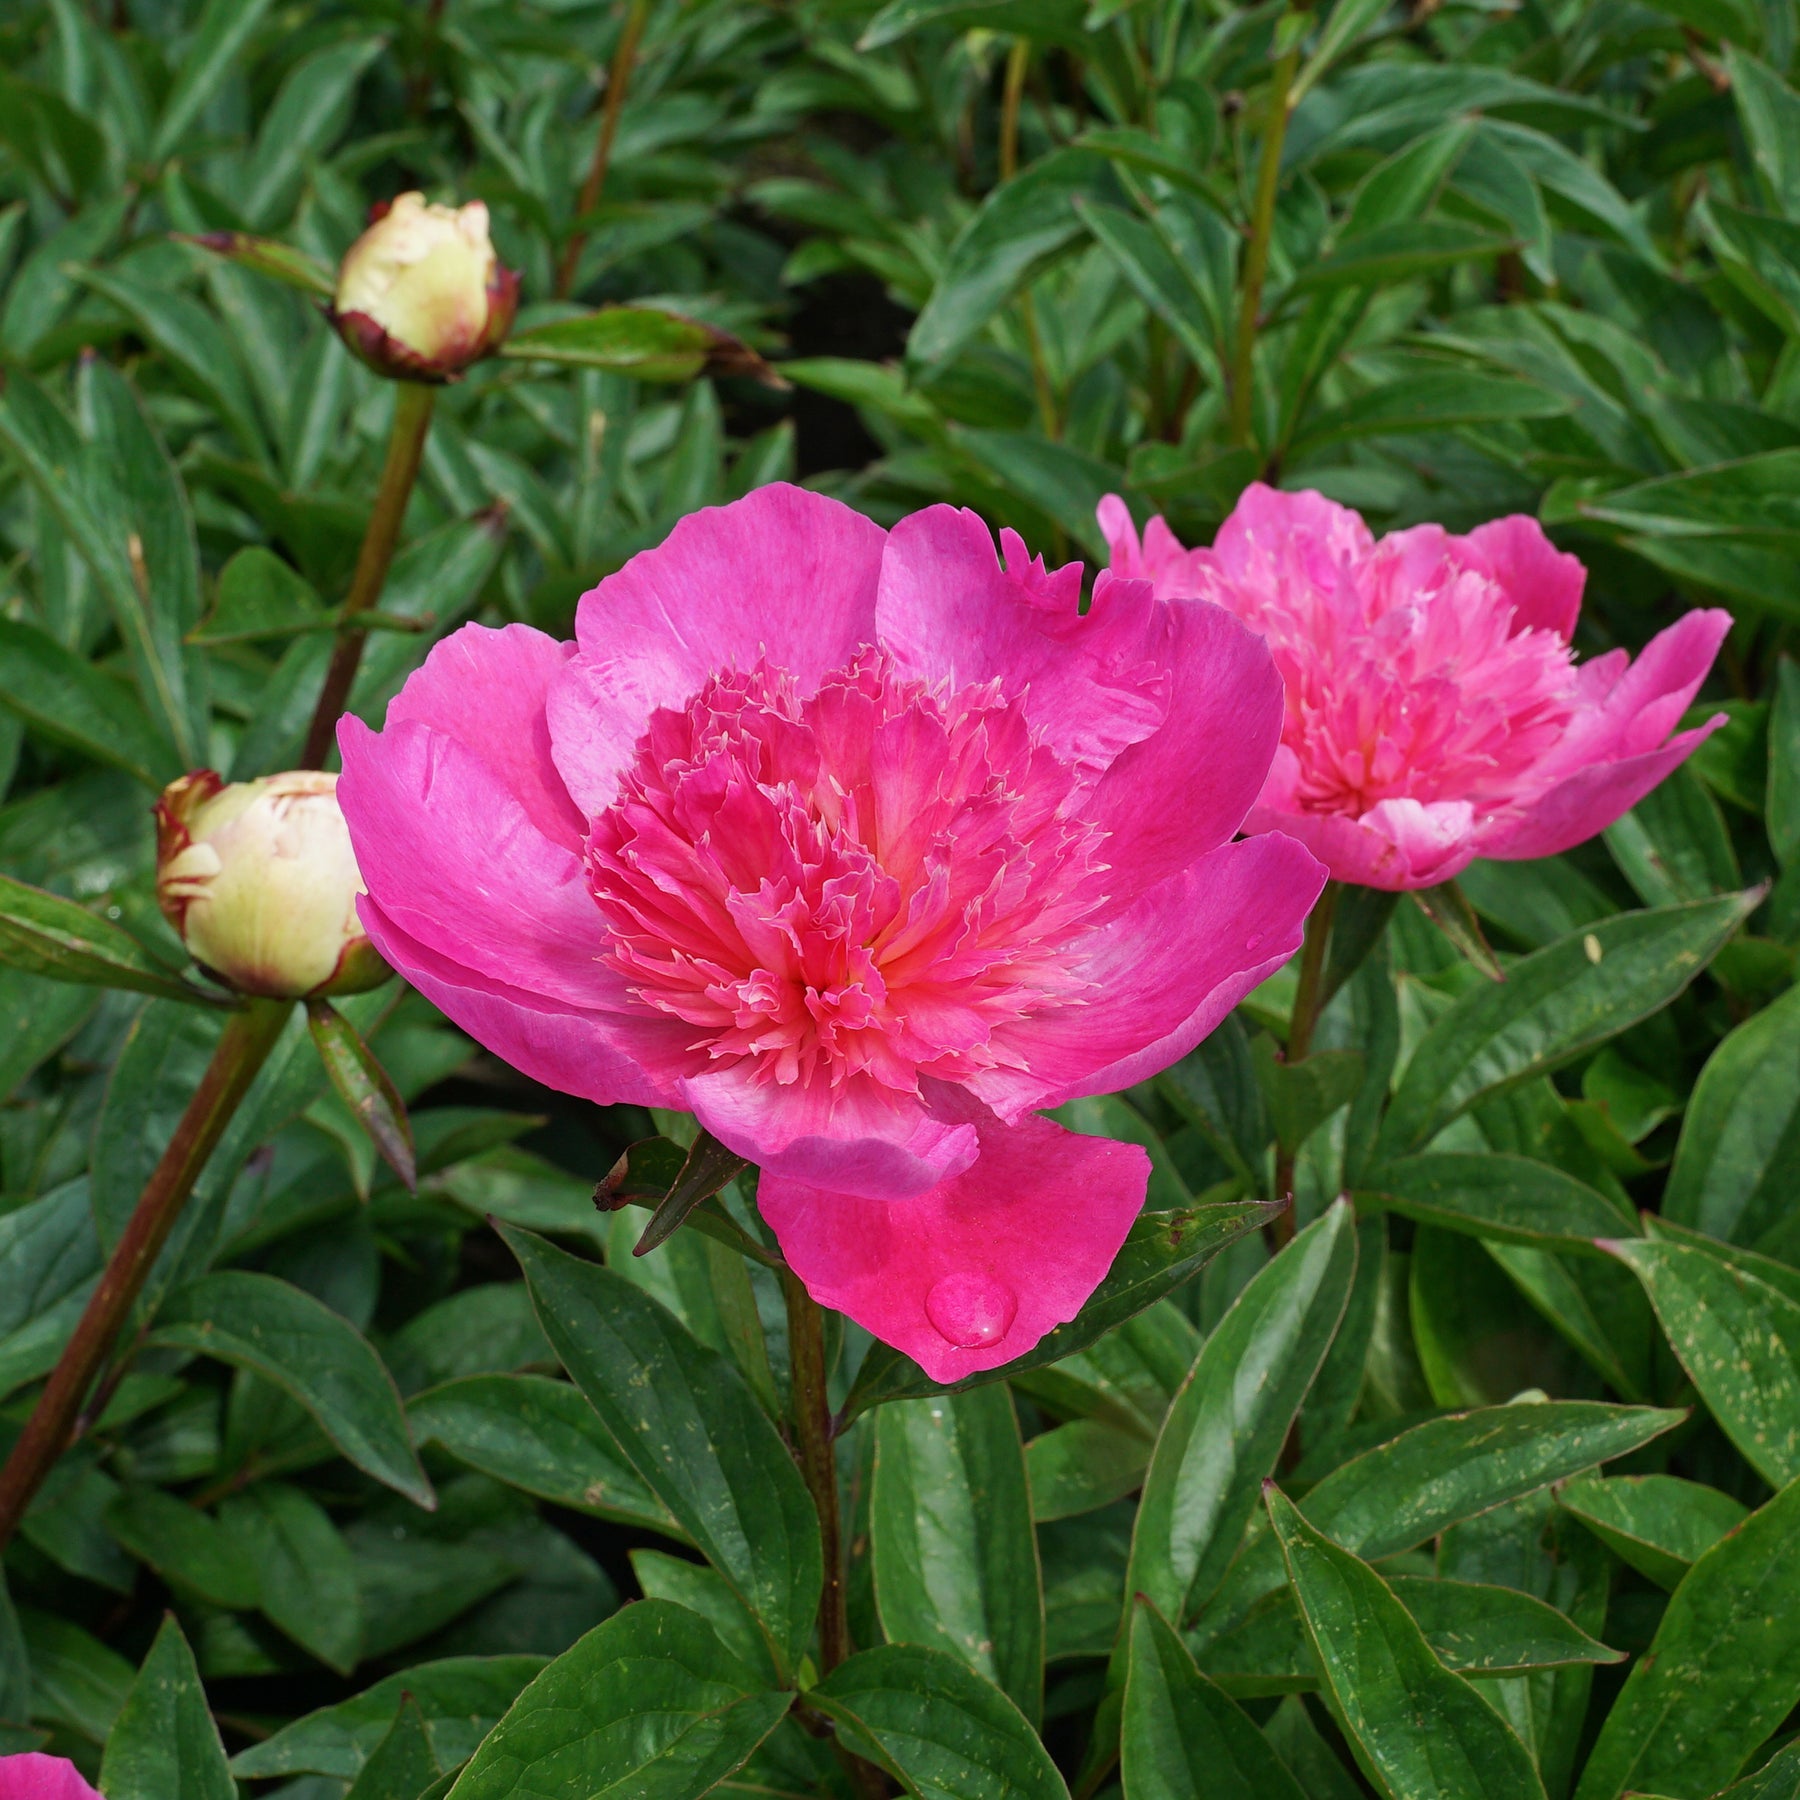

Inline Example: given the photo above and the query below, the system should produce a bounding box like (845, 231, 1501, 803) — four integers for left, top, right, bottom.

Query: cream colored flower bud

(156, 771, 390, 999)
(329, 193, 520, 382)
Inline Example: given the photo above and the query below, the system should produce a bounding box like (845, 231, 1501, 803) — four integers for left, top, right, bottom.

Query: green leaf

(840, 1196, 1274, 1419)
(1156, 1016, 1268, 1187)
(230, 1657, 545, 1780)
(1121, 1601, 1307, 1800)
(105, 1487, 260, 1609)
(631, 1550, 781, 1690)
(1360, 1152, 1635, 1250)
(1194, 1401, 1684, 1643)
(1769, 657, 1800, 868)
(1601, 1237, 1800, 1486)
(809, 1643, 1068, 1800)
(308, 999, 416, 1191)
(0, 619, 180, 789)
(1026, 1420, 1150, 1522)
(1729, 46, 1800, 218)
(872, 1384, 1043, 1724)
(1664, 979, 1800, 1245)
(1200, 1574, 1621, 1693)
(859, 0, 1088, 50)
(150, 1270, 433, 1507)
(503, 306, 771, 383)
(178, 229, 337, 296)
(345, 1696, 444, 1800)
(1286, 221, 1516, 297)
(190, 545, 327, 645)
(909, 149, 1112, 372)
(1554, 1474, 1748, 1591)
(1251, 1041, 1365, 1158)
(0, 871, 202, 1001)
(150, 0, 277, 160)
(1573, 1474, 1800, 1800)
(1380, 895, 1754, 1158)
(1291, 369, 1565, 457)
(407, 1373, 680, 1539)
(1265, 1485, 1548, 1800)
(445, 1601, 789, 1800)
(1719, 1742, 1800, 1798)
(98, 1614, 233, 1800)
(0, 968, 95, 1104)
(219, 1481, 362, 1674)
(1128, 1202, 1358, 1633)
(498, 1225, 821, 1679)
(631, 1130, 750, 1256)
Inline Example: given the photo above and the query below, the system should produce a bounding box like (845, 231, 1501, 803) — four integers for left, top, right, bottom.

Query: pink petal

(1210, 482, 1373, 590)
(0, 1755, 102, 1800)
(381, 622, 588, 851)
(1458, 515, 1585, 641)
(1081, 596, 1288, 904)
(681, 1064, 979, 1201)
(355, 895, 680, 1107)
(1241, 796, 1479, 891)
(1477, 721, 1726, 862)
(339, 716, 618, 1012)
(874, 504, 1170, 777)
(550, 484, 886, 815)
(973, 831, 1325, 1113)
(759, 1098, 1149, 1381)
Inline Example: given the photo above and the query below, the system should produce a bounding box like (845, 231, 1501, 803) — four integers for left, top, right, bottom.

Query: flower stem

(782, 1268, 850, 1673)
(1227, 31, 1301, 450)
(556, 0, 650, 299)
(300, 381, 437, 769)
(0, 998, 290, 1552)
(1269, 879, 1340, 1251)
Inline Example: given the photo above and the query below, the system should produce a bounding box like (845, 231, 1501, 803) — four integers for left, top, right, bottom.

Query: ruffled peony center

(1206, 531, 1579, 820)
(585, 648, 1109, 1095)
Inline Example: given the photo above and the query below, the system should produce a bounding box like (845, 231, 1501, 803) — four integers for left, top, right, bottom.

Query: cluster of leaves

(9, 0, 1800, 1797)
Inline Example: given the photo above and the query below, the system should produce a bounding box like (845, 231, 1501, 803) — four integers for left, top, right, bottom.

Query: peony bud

(156, 771, 390, 999)
(328, 193, 520, 383)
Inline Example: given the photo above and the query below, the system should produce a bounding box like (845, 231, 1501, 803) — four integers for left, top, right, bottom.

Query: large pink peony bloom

(339, 485, 1324, 1378)
(1098, 484, 1731, 892)
(0, 1755, 101, 1799)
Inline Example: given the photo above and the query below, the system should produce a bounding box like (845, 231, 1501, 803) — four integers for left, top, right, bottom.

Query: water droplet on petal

(925, 1272, 1017, 1349)
(1244, 931, 1264, 951)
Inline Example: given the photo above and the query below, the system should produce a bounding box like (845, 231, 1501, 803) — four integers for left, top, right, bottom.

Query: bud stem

(300, 381, 438, 769)
(556, 0, 650, 299)
(0, 998, 291, 1552)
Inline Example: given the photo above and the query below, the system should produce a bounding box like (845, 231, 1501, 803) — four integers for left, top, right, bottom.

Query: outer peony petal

(1081, 597, 1288, 903)
(759, 1099, 1149, 1382)
(1458, 515, 1585, 641)
(1205, 481, 1373, 592)
(974, 832, 1326, 1115)
(1240, 795, 1479, 892)
(875, 504, 1169, 777)
(340, 717, 615, 1010)
(550, 484, 887, 815)
(681, 1064, 979, 1201)
(0, 1754, 103, 1800)
(1477, 722, 1725, 863)
(354, 895, 680, 1108)
(382, 622, 587, 851)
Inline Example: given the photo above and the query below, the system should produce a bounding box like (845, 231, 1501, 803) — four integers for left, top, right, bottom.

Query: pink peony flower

(1098, 484, 1731, 892)
(0, 1755, 101, 1799)
(338, 485, 1324, 1378)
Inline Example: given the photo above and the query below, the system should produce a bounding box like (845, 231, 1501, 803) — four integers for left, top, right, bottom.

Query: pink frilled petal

(972, 831, 1325, 1114)
(681, 1065, 978, 1201)
(1477, 721, 1725, 862)
(1242, 791, 1479, 892)
(1080, 596, 1288, 905)
(758, 1098, 1149, 1381)
(0, 1755, 102, 1800)
(549, 484, 886, 816)
(1207, 481, 1373, 593)
(1096, 495, 1208, 593)
(1457, 514, 1585, 641)
(383, 623, 588, 852)
(338, 714, 684, 1106)
(874, 504, 1169, 778)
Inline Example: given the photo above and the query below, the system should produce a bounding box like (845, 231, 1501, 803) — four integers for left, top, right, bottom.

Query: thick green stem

(0, 998, 290, 1551)
(300, 381, 437, 769)
(1227, 36, 1300, 449)
(783, 1268, 850, 1673)
(1269, 879, 1340, 1250)
(556, 0, 650, 299)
